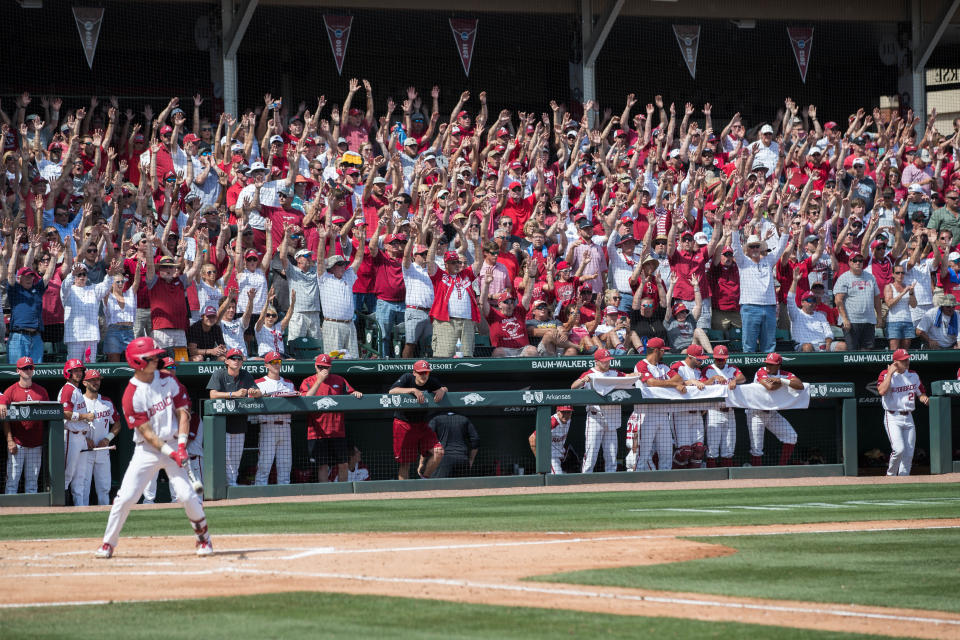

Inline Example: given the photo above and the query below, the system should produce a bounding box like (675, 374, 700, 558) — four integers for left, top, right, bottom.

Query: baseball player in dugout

(1, 357, 49, 494)
(207, 348, 262, 487)
(749, 352, 803, 466)
(61, 359, 97, 506)
(702, 345, 746, 468)
(300, 353, 363, 483)
(670, 344, 710, 469)
(571, 349, 635, 473)
(79, 369, 120, 506)
(629, 337, 685, 471)
(95, 337, 212, 559)
(389, 360, 447, 480)
(529, 405, 573, 475)
(878, 348, 928, 476)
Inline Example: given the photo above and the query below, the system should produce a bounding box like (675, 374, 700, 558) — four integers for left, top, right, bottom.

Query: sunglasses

(246, 257, 259, 262)
(18, 366, 34, 371)
(641, 303, 654, 308)
(851, 258, 865, 263)
(500, 299, 516, 304)
(267, 359, 283, 365)
(610, 296, 621, 300)
(893, 270, 905, 274)
(264, 313, 278, 318)
(227, 355, 243, 361)
(485, 251, 500, 256)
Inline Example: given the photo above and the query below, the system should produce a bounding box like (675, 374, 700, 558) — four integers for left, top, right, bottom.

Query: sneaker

(94, 543, 113, 559)
(196, 538, 213, 557)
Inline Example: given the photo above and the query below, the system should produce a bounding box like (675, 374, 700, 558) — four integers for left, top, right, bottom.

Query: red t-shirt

(0, 382, 50, 447)
(708, 262, 740, 311)
(261, 205, 304, 252)
(148, 275, 189, 331)
(486, 305, 530, 348)
(668, 246, 711, 300)
(299, 373, 355, 439)
(501, 195, 535, 230)
(370, 251, 405, 302)
(554, 277, 580, 306)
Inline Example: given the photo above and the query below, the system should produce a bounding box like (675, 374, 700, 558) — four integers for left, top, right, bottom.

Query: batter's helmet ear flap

(125, 337, 167, 371)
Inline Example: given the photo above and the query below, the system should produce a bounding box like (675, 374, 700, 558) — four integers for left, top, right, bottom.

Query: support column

(221, 0, 258, 117)
(579, 0, 622, 128)
(534, 406, 552, 474)
(911, 0, 927, 136)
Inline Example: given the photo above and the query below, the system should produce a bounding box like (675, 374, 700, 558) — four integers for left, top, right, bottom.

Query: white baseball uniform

(145, 412, 204, 505)
(746, 368, 798, 460)
(100, 371, 209, 551)
(576, 367, 625, 473)
(60, 381, 90, 505)
(630, 359, 677, 471)
(253, 376, 297, 485)
(78, 394, 118, 506)
(548, 412, 571, 474)
(878, 368, 924, 476)
(703, 363, 743, 462)
(670, 361, 707, 465)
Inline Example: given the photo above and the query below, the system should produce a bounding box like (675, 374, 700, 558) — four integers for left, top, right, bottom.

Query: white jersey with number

(550, 414, 571, 450)
(121, 371, 192, 445)
(254, 376, 297, 428)
(878, 369, 924, 412)
(82, 394, 118, 443)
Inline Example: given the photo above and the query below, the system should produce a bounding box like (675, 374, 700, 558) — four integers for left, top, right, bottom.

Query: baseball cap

(870, 240, 887, 250)
(685, 344, 708, 360)
(16, 267, 38, 279)
(263, 350, 283, 362)
(159, 125, 173, 135)
(224, 348, 244, 360)
(15, 356, 34, 369)
(413, 359, 431, 373)
(244, 249, 260, 260)
(804, 234, 820, 245)
(576, 217, 593, 229)
(295, 249, 313, 260)
(760, 124, 774, 134)
(507, 180, 522, 190)
(712, 345, 728, 359)
(949, 252, 960, 262)
(615, 233, 636, 246)
(277, 184, 294, 197)
(556, 405, 573, 412)
(672, 302, 689, 315)
(764, 352, 783, 365)
(892, 348, 911, 361)
(556, 261, 570, 271)
(183, 133, 200, 144)
(325, 255, 348, 269)
(157, 256, 178, 267)
(83, 369, 102, 381)
(604, 305, 619, 316)
(315, 353, 333, 367)
(248, 161, 267, 173)
(646, 337, 668, 350)
(443, 250, 461, 263)
(908, 184, 925, 194)
(693, 231, 709, 245)
(594, 348, 613, 362)
(269, 134, 284, 144)
(202, 305, 218, 317)
(940, 294, 957, 307)
(824, 121, 838, 129)
(495, 290, 515, 303)
(852, 157, 866, 167)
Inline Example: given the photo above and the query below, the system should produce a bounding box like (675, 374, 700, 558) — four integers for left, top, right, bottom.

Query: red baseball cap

(672, 302, 689, 315)
(713, 345, 729, 359)
(685, 344, 708, 360)
(443, 250, 461, 263)
(892, 348, 911, 361)
(83, 369, 101, 381)
(15, 356, 34, 369)
(594, 348, 613, 362)
(764, 352, 783, 365)
(495, 290, 515, 303)
(224, 348, 244, 360)
(413, 359, 431, 373)
(556, 405, 573, 412)
(244, 249, 260, 260)
(315, 353, 333, 367)
(263, 351, 283, 362)
(183, 133, 200, 144)
(646, 337, 668, 350)
(556, 261, 570, 271)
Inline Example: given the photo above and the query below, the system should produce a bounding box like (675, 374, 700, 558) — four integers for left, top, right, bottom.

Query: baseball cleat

(94, 543, 114, 559)
(196, 538, 213, 557)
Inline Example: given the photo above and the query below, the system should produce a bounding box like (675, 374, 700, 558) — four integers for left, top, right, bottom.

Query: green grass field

(0, 592, 909, 640)
(2, 481, 958, 639)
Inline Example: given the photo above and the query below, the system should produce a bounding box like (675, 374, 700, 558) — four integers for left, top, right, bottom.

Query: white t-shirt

(403, 263, 434, 308)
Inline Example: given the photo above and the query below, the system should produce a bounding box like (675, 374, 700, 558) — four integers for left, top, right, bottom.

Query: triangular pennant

(672, 25, 700, 80)
(323, 15, 353, 76)
(449, 18, 478, 77)
(73, 7, 104, 70)
(787, 27, 814, 83)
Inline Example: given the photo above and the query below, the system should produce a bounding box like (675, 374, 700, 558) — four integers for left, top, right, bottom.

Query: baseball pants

(746, 410, 797, 457)
(225, 432, 245, 487)
(706, 408, 737, 460)
(79, 449, 112, 505)
(64, 430, 88, 505)
(884, 413, 916, 476)
(101, 444, 205, 549)
(255, 424, 291, 485)
(164, 457, 203, 504)
(5, 444, 42, 494)
(582, 407, 621, 473)
(66, 341, 97, 362)
(624, 415, 654, 471)
(631, 408, 675, 471)
(550, 441, 565, 474)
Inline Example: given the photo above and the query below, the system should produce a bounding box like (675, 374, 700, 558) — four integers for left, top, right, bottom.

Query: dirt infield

(3, 519, 960, 638)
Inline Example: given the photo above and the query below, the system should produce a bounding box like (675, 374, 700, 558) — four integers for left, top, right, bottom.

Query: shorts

(104, 325, 134, 354)
(498, 347, 525, 357)
(308, 437, 348, 466)
(404, 308, 432, 345)
(152, 328, 187, 349)
(392, 418, 440, 464)
(886, 320, 916, 340)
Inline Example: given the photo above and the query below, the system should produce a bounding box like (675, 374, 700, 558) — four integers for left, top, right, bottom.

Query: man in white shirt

(732, 231, 790, 353)
(606, 232, 640, 311)
(787, 284, 837, 352)
(280, 224, 322, 341)
(916, 295, 960, 349)
(402, 237, 435, 358)
(318, 236, 364, 358)
(750, 124, 779, 175)
(253, 352, 298, 485)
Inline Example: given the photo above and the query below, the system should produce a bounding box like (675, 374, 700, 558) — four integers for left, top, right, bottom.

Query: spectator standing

(103, 262, 140, 362)
(834, 253, 881, 350)
(252, 352, 297, 486)
(300, 353, 363, 482)
(7, 237, 56, 364)
(206, 348, 262, 486)
(219, 289, 256, 357)
(78, 369, 119, 506)
(388, 360, 446, 479)
(732, 231, 791, 353)
(317, 227, 364, 356)
(1, 357, 49, 494)
(928, 188, 960, 243)
(278, 226, 321, 341)
(877, 349, 928, 476)
(429, 238, 480, 358)
(146, 249, 201, 356)
(401, 238, 435, 358)
(61, 260, 118, 361)
(367, 223, 407, 357)
(428, 412, 480, 478)
(883, 263, 917, 350)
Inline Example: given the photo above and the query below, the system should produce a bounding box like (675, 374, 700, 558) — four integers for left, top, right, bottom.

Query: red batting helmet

(125, 336, 166, 370)
(63, 359, 85, 380)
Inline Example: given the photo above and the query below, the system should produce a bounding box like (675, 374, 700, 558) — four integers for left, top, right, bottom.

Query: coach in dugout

(388, 360, 447, 480)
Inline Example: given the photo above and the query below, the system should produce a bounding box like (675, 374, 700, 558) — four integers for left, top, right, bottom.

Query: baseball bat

(186, 460, 204, 494)
(81, 445, 117, 452)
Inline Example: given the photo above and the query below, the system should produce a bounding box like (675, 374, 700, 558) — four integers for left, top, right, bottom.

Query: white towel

(725, 382, 810, 410)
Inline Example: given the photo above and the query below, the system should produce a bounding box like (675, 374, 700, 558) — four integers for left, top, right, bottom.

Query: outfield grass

(0, 592, 908, 640)
(1, 482, 957, 541)
(536, 529, 960, 614)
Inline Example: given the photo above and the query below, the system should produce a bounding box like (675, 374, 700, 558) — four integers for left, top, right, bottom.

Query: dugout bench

(928, 381, 960, 474)
(201, 384, 857, 501)
(0, 402, 67, 507)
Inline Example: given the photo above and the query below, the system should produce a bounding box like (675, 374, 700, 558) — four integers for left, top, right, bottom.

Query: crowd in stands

(4, 84, 960, 365)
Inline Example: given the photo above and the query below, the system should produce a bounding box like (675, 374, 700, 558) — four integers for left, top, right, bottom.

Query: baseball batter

(60, 359, 96, 506)
(747, 352, 803, 466)
(571, 349, 629, 473)
(877, 348, 928, 476)
(702, 345, 746, 467)
(253, 351, 298, 485)
(95, 337, 212, 559)
(1, 357, 49, 494)
(528, 405, 573, 474)
(78, 370, 120, 506)
(669, 344, 710, 469)
(629, 337, 686, 471)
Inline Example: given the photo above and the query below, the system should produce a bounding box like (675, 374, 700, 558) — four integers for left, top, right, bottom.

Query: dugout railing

(928, 381, 960, 475)
(201, 384, 857, 501)
(0, 402, 66, 507)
